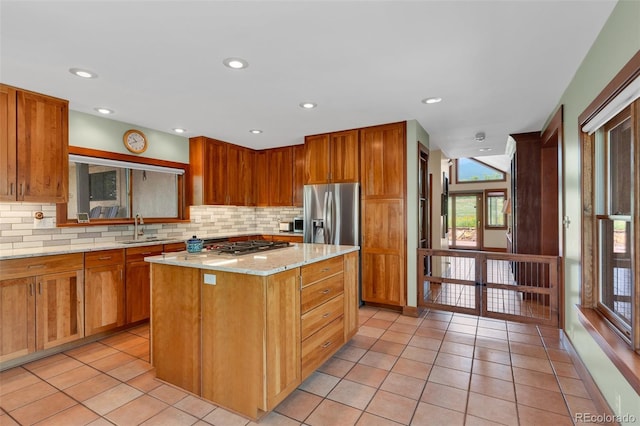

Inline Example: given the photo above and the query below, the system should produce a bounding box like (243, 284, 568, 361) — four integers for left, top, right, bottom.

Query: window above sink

(56, 147, 190, 226)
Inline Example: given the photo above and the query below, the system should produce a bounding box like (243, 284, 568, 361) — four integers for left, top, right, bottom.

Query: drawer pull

(98, 256, 112, 260)
(141, 252, 152, 255)
(321, 340, 333, 349)
(321, 267, 330, 272)
(320, 289, 331, 295)
(28, 264, 45, 269)
(322, 312, 331, 318)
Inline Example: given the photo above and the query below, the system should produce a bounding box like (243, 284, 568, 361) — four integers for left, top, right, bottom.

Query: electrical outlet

(204, 274, 217, 285)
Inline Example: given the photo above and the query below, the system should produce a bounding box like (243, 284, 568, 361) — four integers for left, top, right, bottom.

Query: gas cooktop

(204, 239, 291, 256)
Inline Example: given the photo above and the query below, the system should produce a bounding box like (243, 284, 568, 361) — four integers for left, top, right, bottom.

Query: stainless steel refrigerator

(303, 183, 360, 246)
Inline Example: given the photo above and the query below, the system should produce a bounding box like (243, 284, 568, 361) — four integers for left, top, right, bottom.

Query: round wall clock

(123, 129, 148, 154)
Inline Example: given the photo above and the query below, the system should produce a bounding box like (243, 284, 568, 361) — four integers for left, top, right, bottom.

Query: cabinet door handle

(28, 264, 45, 269)
(29, 283, 34, 296)
(98, 256, 112, 260)
(20, 183, 24, 197)
(321, 340, 333, 349)
(38, 282, 42, 295)
(9, 182, 14, 195)
(322, 312, 331, 318)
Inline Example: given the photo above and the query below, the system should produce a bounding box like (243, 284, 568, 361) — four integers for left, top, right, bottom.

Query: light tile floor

(0, 307, 610, 425)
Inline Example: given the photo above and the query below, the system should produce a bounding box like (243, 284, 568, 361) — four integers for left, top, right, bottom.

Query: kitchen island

(145, 243, 359, 420)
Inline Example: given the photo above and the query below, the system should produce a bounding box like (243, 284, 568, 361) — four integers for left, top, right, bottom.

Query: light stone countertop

(0, 232, 303, 260)
(145, 243, 360, 276)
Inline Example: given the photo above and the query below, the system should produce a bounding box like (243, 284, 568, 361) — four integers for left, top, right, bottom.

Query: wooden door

(255, 150, 269, 206)
(227, 145, 255, 206)
(16, 90, 68, 203)
(0, 277, 35, 362)
(85, 264, 125, 336)
(36, 270, 84, 350)
(268, 147, 293, 206)
(343, 251, 359, 340)
(330, 130, 359, 183)
(292, 144, 305, 206)
(0, 85, 17, 201)
(265, 269, 301, 409)
(360, 122, 405, 198)
(304, 134, 330, 184)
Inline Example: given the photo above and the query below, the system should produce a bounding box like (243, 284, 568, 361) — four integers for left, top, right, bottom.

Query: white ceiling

(0, 0, 616, 161)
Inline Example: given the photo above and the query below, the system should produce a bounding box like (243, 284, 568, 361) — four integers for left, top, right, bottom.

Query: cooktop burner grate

(204, 239, 291, 255)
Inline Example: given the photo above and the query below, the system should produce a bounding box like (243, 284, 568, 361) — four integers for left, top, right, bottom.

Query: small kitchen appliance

(279, 221, 293, 232)
(293, 217, 304, 233)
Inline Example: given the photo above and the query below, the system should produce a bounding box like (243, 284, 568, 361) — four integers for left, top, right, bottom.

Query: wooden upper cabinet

(330, 130, 359, 183)
(305, 134, 330, 184)
(0, 85, 17, 202)
(0, 84, 68, 203)
(255, 150, 269, 207)
(190, 137, 254, 206)
(292, 144, 305, 207)
(360, 122, 405, 198)
(305, 130, 359, 184)
(227, 144, 255, 206)
(268, 147, 294, 206)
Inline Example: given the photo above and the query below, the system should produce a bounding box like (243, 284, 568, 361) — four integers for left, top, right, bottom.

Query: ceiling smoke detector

(474, 132, 486, 142)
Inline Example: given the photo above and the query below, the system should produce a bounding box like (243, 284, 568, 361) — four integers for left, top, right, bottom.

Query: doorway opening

(448, 192, 482, 250)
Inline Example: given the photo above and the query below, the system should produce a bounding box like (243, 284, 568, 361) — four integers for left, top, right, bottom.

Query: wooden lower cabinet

(84, 249, 125, 336)
(0, 254, 83, 364)
(125, 244, 163, 324)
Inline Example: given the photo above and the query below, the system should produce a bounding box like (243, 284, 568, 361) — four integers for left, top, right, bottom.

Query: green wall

(69, 110, 189, 163)
(554, 0, 640, 422)
(406, 120, 430, 308)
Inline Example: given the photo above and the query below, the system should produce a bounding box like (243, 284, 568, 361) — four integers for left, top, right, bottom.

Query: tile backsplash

(0, 203, 303, 250)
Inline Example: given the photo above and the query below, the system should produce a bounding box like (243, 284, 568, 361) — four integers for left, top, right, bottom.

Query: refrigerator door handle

(323, 191, 329, 244)
(327, 190, 334, 244)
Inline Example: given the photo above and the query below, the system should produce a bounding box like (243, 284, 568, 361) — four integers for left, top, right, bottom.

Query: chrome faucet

(134, 213, 144, 240)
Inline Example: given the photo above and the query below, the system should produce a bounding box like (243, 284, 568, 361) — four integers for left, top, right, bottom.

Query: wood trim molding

(69, 146, 189, 170)
(578, 50, 640, 127)
(576, 306, 640, 394)
(541, 105, 563, 146)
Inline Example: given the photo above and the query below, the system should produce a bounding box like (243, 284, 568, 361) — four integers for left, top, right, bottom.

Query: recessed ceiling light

(69, 68, 97, 79)
(173, 128, 187, 134)
(421, 97, 442, 104)
(299, 102, 317, 109)
(223, 57, 249, 69)
(94, 107, 114, 115)
(479, 148, 493, 152)
(249, 129, 263, 134)
(474, 132, 486, 142)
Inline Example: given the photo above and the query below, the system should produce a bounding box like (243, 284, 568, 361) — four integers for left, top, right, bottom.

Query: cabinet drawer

(84, 249, 124, 268)
(125, 244, 163, 262)
(301, 294, 344, 341)
(0, 253, 83, 280)
(300, 273, 343, 313)
(301, 256, 343, 287)
(301, 316, 344, 379)
(163, 242, 185, 253)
